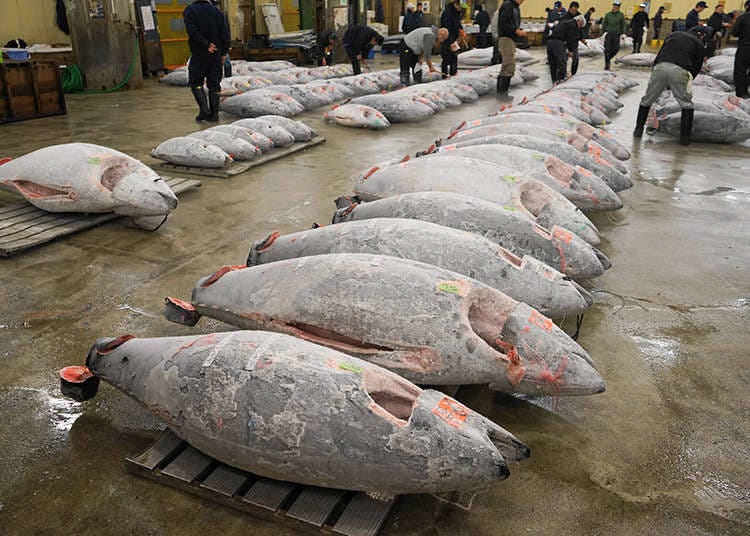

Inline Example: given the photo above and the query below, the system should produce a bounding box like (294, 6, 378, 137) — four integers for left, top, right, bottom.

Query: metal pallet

(0, 176, 201, 257)
(124, 429, 396, 536)
(152, 137, 326, 178)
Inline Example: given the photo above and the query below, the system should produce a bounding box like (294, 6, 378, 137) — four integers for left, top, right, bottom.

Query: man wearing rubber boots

(496, 0, 527, 100)
(399, 27, 448, 85)
(183, 0, 230, 122)
(733, 0, 750, 98)
(633, 26, 710, 146)
(602, 1, 626, 70)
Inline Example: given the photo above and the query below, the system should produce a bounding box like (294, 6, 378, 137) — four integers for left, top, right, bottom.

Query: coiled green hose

(62, 38, 139, 94)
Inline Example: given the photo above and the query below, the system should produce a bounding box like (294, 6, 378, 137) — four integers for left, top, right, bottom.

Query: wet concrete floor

(0, 50, 748, 535)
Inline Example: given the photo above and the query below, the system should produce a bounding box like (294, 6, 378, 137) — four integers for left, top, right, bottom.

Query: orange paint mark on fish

(527, 309, 554, 333)
(552, 227, 573, 245)
(201, 265, 246, 287)
(432, 397, 470, 428)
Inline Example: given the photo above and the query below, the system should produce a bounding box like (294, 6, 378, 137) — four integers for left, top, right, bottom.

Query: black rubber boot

(399, 72, 410, 86)
(633, 105, 650, 138)
(413, 69, 423, 84)
(497, 76, 513, 102)
(191, 86, 210, 121)
(207, 90, 220, 122)
(680, 108, 694, 146)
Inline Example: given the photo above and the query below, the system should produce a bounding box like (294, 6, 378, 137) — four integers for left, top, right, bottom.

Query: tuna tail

(246, 231, 280, 266)
(59, 366, 100, 402)
(334, 194, 362, 210)
(331, 198, 359, 224)
(164, 297, 201, 326)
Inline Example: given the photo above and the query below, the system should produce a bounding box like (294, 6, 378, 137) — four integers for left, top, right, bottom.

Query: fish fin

(1, 178, 75, 201)
(164, 297, 201, 326)
(334, 195, 361, 210)
(366, 491, 396, 502)
(0, 157, 12, 165)
(131, 215, 168, 231)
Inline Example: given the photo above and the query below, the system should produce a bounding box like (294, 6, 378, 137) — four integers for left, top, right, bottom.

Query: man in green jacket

(602, 1, 626, 70)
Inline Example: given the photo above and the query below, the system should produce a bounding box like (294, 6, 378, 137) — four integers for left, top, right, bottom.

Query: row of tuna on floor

(56, 70, 636, 496)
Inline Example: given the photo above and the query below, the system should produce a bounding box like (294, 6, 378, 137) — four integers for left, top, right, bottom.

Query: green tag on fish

(532, 153, 544, 161)
(503, 175, 518, 182)
(437, 282, 461, 294)
(339, 362, 363, 374)
(87, 157, 101, 165)
(502, 205, 517, 212)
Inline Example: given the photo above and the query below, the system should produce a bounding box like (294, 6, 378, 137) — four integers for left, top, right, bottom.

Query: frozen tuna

(0, 143, 177, 228)
(232, 118, 295, 147)
(62, 331, 528, 494)
(350, 94, 435, 123)
(353, 155, 601, 245)
(255, 115, 318, 142)
(207, 125, 275, 152)
(332, 192, 610, 279)
(246, 218, 592, 318)
(187, 130, 261, 161)
(220, 89, 305, 118)
(167, 255, 606, 396)
(614, 53, 657, 67)
(324, 104, 391, 130)
(151, 137, 232, 168)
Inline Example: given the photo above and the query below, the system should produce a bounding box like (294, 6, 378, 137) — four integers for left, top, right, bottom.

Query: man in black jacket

(564, 2, 584, 76)
(706, 5, 728, 56)
(629, 4, 649, 53)
(686, 1, 708, 31)
(733, 1, 750, 98)
(317, 30, 337, 66)
(497, 0, 527, 99)
(475, 5, 492, 48)
(653, 6, 665, 40)
(440, 0, 464, 78)
(342, 25, 385, 75)
(183, 0, 230, 122)
(547, 15, 585, 83)
(633, 26, 709, 145)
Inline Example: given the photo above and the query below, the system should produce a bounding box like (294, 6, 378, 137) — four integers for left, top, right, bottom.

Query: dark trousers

(653, 25, 662, 40)
(735, 46, 750, 98)
(632, 30, 643, 53)
(571, 48, 580, 75)
(604, 32, 621, 67)
(491, 37, 501, 64)
(399, 40, 422, 85)
(188, 52, 222, 91)
(477, 29, 490, 48)
(547, 39, 567, 83)
(440, 41, 458, 77)
(345, 46, 361, 75)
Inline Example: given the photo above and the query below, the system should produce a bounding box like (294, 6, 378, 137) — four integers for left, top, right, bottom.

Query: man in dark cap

(629, 3, 649, 53)
(633, 26, 710, 145)
(602, 1, 626, 70)
(686, 1, 708, 30)
(183, 0, 231, 122)
(733, 0, 750, 98)
(342, 25, 385, 75)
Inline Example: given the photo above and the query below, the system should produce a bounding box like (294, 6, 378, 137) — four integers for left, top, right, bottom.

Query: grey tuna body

(220, 89, 305, 118)
(175, 254, 606, 396)
(255, 115, 317, 142)
(427, 145, 623, 212)
(231, 118, 295, 146)
(324, 104, 390, 129)
(187, 130, 261, 161)
(437, 133, 631, 192)
(151, 137, 232, 168)
(246, 218, 591, 318)
(452, 112, 631, 161)
(614, 53, 657, 67)
(0, 143, 177, 222)
(647, 110, 750, 143)
(332, 192, 609, 280)
(81, 331, 528, 494)
(207, 126, 275, 152)
(349, 94, 435, 122)
(353, 155, 601, 245)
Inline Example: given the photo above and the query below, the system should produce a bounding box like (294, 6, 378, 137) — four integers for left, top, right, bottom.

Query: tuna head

(514, 180, 601, 245)
(516, 254, 593, 316)
(543, 224, 609, 279)
(465, 288, 605, 397)
(103, 162, 178, 217)
(537, 154, 622, 212)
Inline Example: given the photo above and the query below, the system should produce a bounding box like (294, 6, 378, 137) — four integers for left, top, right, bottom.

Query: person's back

(654, 31, 705, 76)
(549, 17, 578, 44)
(734, 9, 750, 47)
(441, 5, 462, 41)
(183, 0, 229, 57)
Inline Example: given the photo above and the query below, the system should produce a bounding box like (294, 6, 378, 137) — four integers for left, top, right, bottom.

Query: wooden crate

(0, 61, 67, 124)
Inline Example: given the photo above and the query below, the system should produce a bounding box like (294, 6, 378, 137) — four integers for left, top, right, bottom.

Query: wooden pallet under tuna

(151, 137, 326, 178)
(0, 176, 201, 257)
(125, 429, 397, 536)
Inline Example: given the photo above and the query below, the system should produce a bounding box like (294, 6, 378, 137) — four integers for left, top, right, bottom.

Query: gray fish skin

(255, 116, 317, 142)
(452, 112, 631, 161)
(647, 110, 750, 143)
(350, 94, 435, 123)
(246, 218, 591, 318)
(428, 145, 623, 212)
(0, 143, 177, 218)
(530, 94, 610, 126)
(220, 89, 305, 118)
(183, 255, 605, 396)
(231, 119, 295, 147)
(187, 131, 261, 161)
(497, 102, 604, 126)
(438, 133, 632, 192)
(151, 137, 232, 168)
(614, 53, 657, 67)
(332, 192, 608, 280)
(324, 104, 391, 129)
(353, 155, 601, 245)
(83, 331, 528, 494)
(207, 126, 275, 152)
